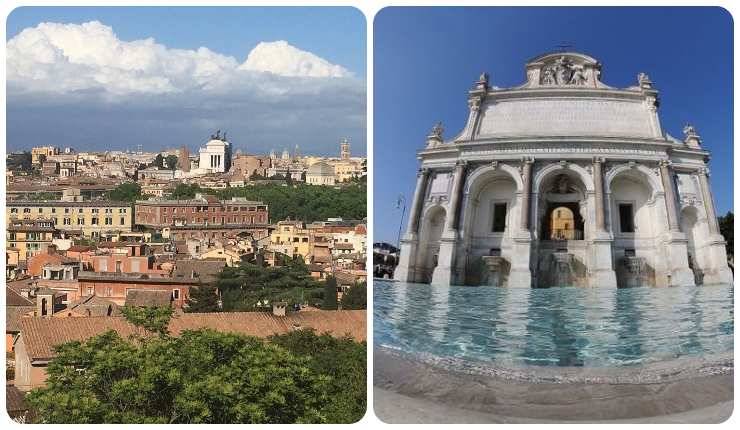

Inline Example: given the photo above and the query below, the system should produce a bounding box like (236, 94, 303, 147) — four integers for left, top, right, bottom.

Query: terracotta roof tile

(20, 310, 365, 361)
(7, 287, 34, 306)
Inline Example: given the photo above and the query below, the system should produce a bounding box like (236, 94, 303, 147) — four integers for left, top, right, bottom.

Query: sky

(6, 6, 367, 156)
(374, 6, 733, 244)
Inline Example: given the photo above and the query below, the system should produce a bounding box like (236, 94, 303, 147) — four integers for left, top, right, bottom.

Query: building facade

(7, 200, 133, 238)
(395, 52, 732, 288)
(198, 131, 232, 173)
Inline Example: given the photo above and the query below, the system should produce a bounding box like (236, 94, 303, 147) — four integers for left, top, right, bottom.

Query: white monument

(198, 130, 232, 173)
(394, 52, 732, 288)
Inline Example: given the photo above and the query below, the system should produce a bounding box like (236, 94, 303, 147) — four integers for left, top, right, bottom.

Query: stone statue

(638, 72, 652, 88)
(479, 72, 489, 84)
(431, 122, 444, 138)
(211, 129, 221, 140)
(683, 123, 697, 137)
(541, 67, 556, 85)
(568, 66, 587, 85)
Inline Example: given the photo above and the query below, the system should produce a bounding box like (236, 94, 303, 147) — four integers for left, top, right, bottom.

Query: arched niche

(415, 205, 446, 283)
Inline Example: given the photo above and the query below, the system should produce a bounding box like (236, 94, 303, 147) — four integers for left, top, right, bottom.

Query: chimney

(272, 301, 287, 317)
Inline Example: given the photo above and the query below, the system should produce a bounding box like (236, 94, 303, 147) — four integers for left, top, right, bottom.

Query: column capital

(658, 159, 672, 169)
(455, 159, 468, 169)
(417, 167, 431, 178)
(521, 156, 534, 165)
(696, 167, 710, 177)
(592, 156, 606, 164)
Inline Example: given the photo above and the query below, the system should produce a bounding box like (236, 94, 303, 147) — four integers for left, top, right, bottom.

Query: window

(105, 217, 112, 225)
(64, 208, 69, 214)
(105, 287, 112, 297)
(63, 218, 71, 225)
(120, 217, 125, 225)
(23, 208, 30, 213)
(619, 203, 635, 233)
(10, 208, 17, 213)
(172, 289, 180, 300)
(77, 218, 85, 225)
(92, 217, 99, 225)
(38, 208, 43, 214)
(78, 208, 83, 214)
(492, 203, 507, 233)
(51, 208, 56, 213)
(115, 261, 122, 273)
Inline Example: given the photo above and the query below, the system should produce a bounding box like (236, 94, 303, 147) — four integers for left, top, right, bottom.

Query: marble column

(589, 157, 617, 287)
(444, 161, 467, 232)
(593, 157, 606, 232)
(520, 158, 533, 231)
(432, 163, 466, 285)
(659, 160, 680, 232)
(394, 168, 430, 282)
(406, 168, 431, 235)
(696, 168, 719, 235)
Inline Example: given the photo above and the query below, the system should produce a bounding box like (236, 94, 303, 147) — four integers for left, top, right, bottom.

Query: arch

(464, 163, 524, 196)
(533, 162, 594, 194)
(604, 163, 662, 195)
(415, 205, 447, 283)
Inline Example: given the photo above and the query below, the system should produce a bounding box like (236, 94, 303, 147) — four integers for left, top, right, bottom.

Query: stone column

(520, 158, 533, 231)
(432, 163, 467, 285)
(406, 168, 431, 235)
(593, 157, 606, 232)
(444, 161, 467, 232)
(394, 168, 431, 282)
(696, 168, 719, 235)
(659, 160, 680, 232)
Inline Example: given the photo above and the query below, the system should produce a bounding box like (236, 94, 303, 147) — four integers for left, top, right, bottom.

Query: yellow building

(331, 160, 363, 183)
(270, 220, 311, 260)
(549, 206, 577, 240)
(200, 246, 244, 267)
(7, 200, 133, 239)
(7, 218, 56, 262)
(31, 146, 59, 165)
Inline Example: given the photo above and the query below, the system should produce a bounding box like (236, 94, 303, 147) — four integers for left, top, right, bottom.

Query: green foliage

(340, 283, 366, 310)
(152, 154, 164, 168)
(165, 154, 178, 170)
(216, 183, 366, 223)
(106, 182, 142, 202)
(216, 260, 324, 311)
(6, 151, 33, 174)
(121, 306, 174, 335)
(322, 277, 338, 310)
(185, 284, 220, 313)
(26, 329, 341, 423)
(270, 330, 367, 423)
(28, 192, 61, 201)
(718, 211, 733, 258)
(169, 183, 201, 200)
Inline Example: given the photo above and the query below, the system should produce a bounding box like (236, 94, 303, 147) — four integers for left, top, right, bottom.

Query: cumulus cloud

(6, 21, 353, 95)
(5, 21, 366, 156)
(240, 40, 352, 78)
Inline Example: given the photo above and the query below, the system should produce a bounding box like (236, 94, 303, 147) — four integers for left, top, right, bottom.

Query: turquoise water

(374, 281, 734, 368)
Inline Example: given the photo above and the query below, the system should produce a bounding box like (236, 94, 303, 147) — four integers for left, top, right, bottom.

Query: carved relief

(540, 56, 589, 86)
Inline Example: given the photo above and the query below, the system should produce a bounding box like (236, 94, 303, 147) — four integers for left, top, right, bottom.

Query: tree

(152, 154, 164, 168)
(106, 182, 142, 202)
(215, 260, 324, 311)
(718, 211, 733, 259)
(270, 330, 366, 423)
(169, 183, 202, 200)
(25, 329, 336, 423)
(322, 277, 338, 310)
(185, 284, 220, 313)
(121, 305, 174, 336)
(340, 283, 366, 310)
(165, 154, 178, 170)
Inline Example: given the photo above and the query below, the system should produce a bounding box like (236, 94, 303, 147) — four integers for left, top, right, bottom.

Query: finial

(430, 122, 444, 138)
(638, 72, 652, 88)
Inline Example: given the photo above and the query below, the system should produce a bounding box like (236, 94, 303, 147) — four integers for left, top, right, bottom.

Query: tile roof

(125, 290, 172, 308)
(20, 310, 366, 361)
(6, 384, 29, 414)
(64, 295, 122, 317)
(173, 259, 226, 284)
(6, 287, 34, 306)
(6, 306, 35, 332)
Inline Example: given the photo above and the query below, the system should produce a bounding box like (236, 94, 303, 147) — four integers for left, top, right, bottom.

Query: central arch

(415, 205, 446, 283)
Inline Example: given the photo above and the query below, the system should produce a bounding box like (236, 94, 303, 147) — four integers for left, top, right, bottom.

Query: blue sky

(6, 6, 366, 156)
(374, 6, 733, 244)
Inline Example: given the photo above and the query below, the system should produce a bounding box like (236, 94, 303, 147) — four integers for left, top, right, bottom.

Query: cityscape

(5, 6, 367, 424)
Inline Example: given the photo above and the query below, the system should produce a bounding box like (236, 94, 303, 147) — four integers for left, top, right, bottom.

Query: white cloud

(6, 21, 353, 96)
(239, 40, 351, 78)
(6, 21, 365, 156)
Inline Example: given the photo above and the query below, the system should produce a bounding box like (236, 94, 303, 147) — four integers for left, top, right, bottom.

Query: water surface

(374, 281, 733, 368)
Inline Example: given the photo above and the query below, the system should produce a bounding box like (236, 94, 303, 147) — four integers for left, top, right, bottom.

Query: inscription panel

(430, 172, 451, 194)
(477, 98, 655, 139)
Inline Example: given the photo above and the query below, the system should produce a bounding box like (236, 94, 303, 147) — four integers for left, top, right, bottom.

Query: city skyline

(6, 7, 367, 157)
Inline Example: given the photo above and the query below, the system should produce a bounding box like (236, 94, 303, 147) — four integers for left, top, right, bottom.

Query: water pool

(374, 281, 733, 368)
